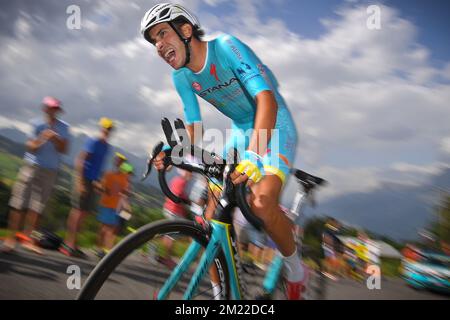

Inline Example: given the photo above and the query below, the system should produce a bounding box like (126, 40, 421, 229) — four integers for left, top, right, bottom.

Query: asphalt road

(0, 245, 448, 300)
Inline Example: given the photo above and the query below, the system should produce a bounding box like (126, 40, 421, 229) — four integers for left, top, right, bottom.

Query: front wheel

(77, 220, 230, 300)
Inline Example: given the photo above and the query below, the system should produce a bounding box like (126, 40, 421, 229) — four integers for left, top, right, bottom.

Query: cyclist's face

(148, 23, 185, 69)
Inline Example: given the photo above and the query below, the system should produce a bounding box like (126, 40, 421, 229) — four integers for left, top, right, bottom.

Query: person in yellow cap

(60, 117, 115, 258)
(93, 153, 130, 258)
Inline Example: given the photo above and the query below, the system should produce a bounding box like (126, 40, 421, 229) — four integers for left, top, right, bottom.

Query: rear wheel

(77, 220, 230, 300)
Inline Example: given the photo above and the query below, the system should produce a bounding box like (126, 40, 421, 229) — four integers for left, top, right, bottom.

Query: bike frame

(156, 219, 246, 300)
(156, 182, 310, 300)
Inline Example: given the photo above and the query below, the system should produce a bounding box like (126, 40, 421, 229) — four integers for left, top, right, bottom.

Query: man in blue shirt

(60, 117, 114, 258)
(2, 97, 70, 254)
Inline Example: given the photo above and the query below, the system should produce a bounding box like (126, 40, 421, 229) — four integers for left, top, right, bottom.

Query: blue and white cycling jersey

(172, 34, 298, 183)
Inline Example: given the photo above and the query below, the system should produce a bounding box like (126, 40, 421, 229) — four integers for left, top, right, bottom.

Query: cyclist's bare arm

(230, 90, 278, 185)
(186, 122, 203, 146)
(248, 90, 278, 155)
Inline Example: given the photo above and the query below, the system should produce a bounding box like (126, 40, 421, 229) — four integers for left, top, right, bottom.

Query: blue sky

(202, 0, 450, 67)
(385, 0, 450, 65)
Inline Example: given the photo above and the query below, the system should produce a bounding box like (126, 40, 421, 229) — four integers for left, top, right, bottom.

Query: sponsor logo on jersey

(257, 63, 266, 75)
(210, 64, 220, 82)
(198, 77, 238, 98)
(192, 82, 202, 91)
(236, 62, 252, 77)
(241, 62, 252, 70)
(226, 39, 242, 61)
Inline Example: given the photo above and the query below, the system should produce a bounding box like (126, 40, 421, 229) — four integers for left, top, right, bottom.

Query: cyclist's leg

(249, 112, 309, 298)
(250, 109, 298, 257)
(249, 177, 295, 254)
(159, 208, 184, 267)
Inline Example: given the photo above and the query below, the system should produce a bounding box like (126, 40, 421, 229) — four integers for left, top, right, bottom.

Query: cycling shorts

(222, 107, 297, 185)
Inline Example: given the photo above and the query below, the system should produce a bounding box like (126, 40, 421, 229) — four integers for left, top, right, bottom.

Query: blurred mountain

(0, 134, 25, 157)
(0, 128, 28, 145)
(312, 167, 450, 242)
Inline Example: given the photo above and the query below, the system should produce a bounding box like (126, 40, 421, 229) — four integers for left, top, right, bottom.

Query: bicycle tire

(304, 259, 327, 300)
(77, 219, 230, 300)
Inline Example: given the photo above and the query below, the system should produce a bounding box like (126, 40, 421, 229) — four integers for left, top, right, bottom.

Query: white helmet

(140, 3, 200, 43)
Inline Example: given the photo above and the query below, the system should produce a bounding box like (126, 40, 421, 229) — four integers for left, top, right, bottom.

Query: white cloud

(315, 166, 381, 199)
(139, 83, 179, 109)
(83, 19, 100, 32)
(440, 137, 450, 155)
(87, 86, 101, 103)
(391, 162, 444, 176)
(442, 62, 450, 81)
(0, 115, 32, 135)
(203, 0, 227, 7)
(70, 123, 99, 140)
(0, 1, 449, 202)
(14, 15, 31, 38)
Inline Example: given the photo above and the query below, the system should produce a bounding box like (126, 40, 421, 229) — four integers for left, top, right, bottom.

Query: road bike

(77, 118, 326, 300)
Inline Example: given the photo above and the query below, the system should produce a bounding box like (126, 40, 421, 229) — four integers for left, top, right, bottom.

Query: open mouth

(164, 49, 176, 64)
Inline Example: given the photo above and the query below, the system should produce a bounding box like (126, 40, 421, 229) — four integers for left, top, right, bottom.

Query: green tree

(0, 181, 11, 228)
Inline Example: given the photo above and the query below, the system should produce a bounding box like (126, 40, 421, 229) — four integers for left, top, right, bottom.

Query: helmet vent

(159, 7, 171, 19)
(147, 16, 156, 27)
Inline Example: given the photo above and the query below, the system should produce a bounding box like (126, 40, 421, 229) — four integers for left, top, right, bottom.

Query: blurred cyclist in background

(1, 97, 70, 255)
(233, 207, 268, 270)
(60, 117, 114, 258)
(141, 3, 305, 299)
(158, 169, 193, 268)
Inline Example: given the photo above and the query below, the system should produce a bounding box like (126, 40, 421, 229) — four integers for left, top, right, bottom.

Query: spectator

(115, 162, 134, 236)
(1, 97, 69, 254)
(59, 117, 114, 258)
(94, 154, 130, 258)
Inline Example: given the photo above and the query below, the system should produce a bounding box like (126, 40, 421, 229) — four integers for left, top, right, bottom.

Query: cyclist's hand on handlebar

(153, 151, 166, 171)
(231, 150, 264, 185)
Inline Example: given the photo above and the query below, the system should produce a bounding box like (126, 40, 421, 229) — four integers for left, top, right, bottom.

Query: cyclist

(159, 169, 192, 268)
(141, 3, 304, 299)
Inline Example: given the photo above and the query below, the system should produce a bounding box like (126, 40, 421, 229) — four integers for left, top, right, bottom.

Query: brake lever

(162, 118, 178, 148)
(141, 141, 164, 181)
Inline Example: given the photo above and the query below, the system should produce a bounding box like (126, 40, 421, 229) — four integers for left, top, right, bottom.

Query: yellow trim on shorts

(264, 165, 286, 184)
